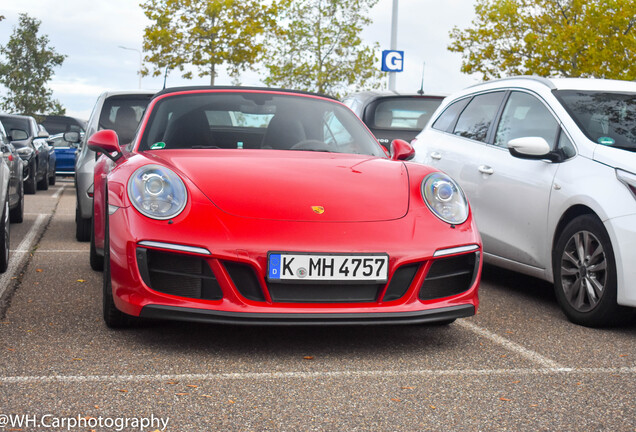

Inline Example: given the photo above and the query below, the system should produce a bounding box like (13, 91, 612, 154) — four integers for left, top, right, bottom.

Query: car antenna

(162, 66, 169, 90)
(417, 61, 425, 95)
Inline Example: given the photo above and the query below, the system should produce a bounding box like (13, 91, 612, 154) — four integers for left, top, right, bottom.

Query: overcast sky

(0, 0, 481, 119)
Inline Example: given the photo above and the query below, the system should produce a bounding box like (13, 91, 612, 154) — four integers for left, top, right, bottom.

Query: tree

(449, 0, 636, 81)
(141, 0, 278, 86)
(0, 13, 66, 115)
(263, 0, 384, 98)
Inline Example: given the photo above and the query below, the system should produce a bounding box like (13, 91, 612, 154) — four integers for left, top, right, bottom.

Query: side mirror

(390, 139, 415, 161)
(9, 129, 28, 141)
(88, 129, 122, 161)
(63, 131, 81, 144)
(37, 130, 49, 138)
(508, 137, 560, 162)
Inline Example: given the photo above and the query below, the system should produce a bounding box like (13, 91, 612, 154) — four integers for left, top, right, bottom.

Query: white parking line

(0, 214, 49, 299)
(457, 319, 562, 368)
(1, 366, 634, 384)
(51, 185, 67, 200)
(10, 249, 87, 253)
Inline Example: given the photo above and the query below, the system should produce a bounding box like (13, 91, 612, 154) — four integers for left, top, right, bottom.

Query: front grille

(267, 282, 383, 303)
(419, 252, 480, 301)
(136, 247, 222, 300)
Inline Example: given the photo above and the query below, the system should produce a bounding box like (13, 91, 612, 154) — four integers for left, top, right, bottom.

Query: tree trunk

(210, 63, 216, 86)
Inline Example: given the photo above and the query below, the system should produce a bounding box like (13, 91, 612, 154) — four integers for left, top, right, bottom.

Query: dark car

(39, 115, 86, 136)
(342, 91, 444, 150)
(0, 121, 24, 223)
(0, 114, 52, 194)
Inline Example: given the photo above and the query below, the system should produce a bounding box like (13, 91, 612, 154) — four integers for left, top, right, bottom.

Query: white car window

(495, 91, 559, 149)
(453, 92, 505, 143)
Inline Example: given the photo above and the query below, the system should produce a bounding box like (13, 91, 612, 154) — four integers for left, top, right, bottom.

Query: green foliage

(263, 0, 384, 98)
(0, 13, 66, 115)
(449, 0, 636, 80)
(141, 0, 277, 85)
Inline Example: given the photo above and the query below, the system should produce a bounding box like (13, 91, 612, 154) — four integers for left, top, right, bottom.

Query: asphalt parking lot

(0, 178, 634, 432)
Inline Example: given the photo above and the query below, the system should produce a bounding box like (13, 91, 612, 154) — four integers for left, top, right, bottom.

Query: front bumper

(108, 203, 482, 323)
(606, 214, 636, 307)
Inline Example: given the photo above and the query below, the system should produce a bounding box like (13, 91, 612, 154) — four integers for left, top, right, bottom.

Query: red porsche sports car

(88, 87, 482, 327)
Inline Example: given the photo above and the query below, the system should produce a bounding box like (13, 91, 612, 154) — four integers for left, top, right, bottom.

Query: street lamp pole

(388, 0, 399, 91)
(118, 45, 142, 89)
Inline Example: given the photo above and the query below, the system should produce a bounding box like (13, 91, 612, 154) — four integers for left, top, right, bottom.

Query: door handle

(478, 165, 494, 175)
(430, 151, 442, 160)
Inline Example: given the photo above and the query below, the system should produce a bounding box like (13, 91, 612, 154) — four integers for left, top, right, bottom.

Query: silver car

(73, 90, 154, 243)
(413, 76, 636, 327)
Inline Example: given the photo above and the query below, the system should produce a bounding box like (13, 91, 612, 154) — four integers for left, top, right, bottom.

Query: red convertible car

(88, 87, 482, 327)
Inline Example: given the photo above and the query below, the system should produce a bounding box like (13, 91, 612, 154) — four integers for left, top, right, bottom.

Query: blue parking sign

(381, 50, 404, 72)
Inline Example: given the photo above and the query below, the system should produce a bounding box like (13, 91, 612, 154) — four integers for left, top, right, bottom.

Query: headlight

(16, 147, 34, 160)
(127, 164, 187, 220)
(617, 169, 636, 200)
(421, 172, 469, 225)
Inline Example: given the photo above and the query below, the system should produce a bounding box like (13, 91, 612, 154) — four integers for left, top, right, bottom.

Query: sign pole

(388, 0, 399, 91)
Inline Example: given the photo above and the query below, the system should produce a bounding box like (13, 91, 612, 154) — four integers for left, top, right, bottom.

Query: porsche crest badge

(311, 206, 325, 215)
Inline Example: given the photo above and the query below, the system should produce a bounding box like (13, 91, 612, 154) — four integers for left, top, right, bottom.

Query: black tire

(24, 161, 36, 195)
(49, 174, 56, 186)
(0, 197, 10, 273)
(37, 161, 49, 191)
(75, 205, 91, 242)
(553, 215, 631, 327)
(9, 178, 24, 223)
(103, 212, 133, 328)
(90, 214, 104, 271)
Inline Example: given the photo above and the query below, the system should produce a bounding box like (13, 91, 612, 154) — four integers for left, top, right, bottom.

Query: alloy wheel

(559, 230, 607, 313)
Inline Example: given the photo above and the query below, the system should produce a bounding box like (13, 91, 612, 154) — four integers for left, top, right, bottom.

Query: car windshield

(371, 97, 443, 131)
(139, 91, 385, 156)
(555, 90, 636, 151)
(0, 116, 30, 137)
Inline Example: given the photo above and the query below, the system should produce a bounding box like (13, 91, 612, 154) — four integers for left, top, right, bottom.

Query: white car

(413, 76, 636, 327)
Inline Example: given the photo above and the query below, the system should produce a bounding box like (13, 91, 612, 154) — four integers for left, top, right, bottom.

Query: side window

(432, 98, 470, 132)
(495, 91, 559, 149)
(453, 92, 506, 142)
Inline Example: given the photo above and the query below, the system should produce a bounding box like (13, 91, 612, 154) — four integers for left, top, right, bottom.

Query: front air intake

(419, 252, 479, 301)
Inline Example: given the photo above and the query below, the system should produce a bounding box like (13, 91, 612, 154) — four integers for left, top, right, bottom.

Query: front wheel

(553, 215, 630, 327)
(75, 205, 91, 242)
(24, 160, 36, 195)
(37, 160, 49, 191)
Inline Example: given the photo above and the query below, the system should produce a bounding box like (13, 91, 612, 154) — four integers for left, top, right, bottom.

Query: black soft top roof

(153, 86, 336, 101)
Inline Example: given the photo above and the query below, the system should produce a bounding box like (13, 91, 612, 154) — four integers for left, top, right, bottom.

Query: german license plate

(267, 253, 389, 282)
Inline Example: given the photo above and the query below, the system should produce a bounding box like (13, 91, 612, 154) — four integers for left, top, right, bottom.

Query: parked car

(412, 76, 636, 327)
(47, 133, 80, 175)
(87, 86, 482, 328)
(38, 115, 86, 136)
(0, 121, 24, 223)
(342, 91, 444, 150)
(0, 114, 52, 193)
(73, 90, 155, 241)
(0, 125, 12, 272)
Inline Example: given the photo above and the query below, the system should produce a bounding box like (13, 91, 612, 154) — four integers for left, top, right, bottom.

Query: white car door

(416, 91, 561, 271)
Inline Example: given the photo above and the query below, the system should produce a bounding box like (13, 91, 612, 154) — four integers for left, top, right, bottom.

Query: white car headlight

(421, 172, 469, 225)
(617, 169, 636, 200)
(128, 164, 187, 220)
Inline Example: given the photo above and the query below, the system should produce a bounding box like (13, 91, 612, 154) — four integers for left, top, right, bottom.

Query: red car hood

(148, 150, 409, 222)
